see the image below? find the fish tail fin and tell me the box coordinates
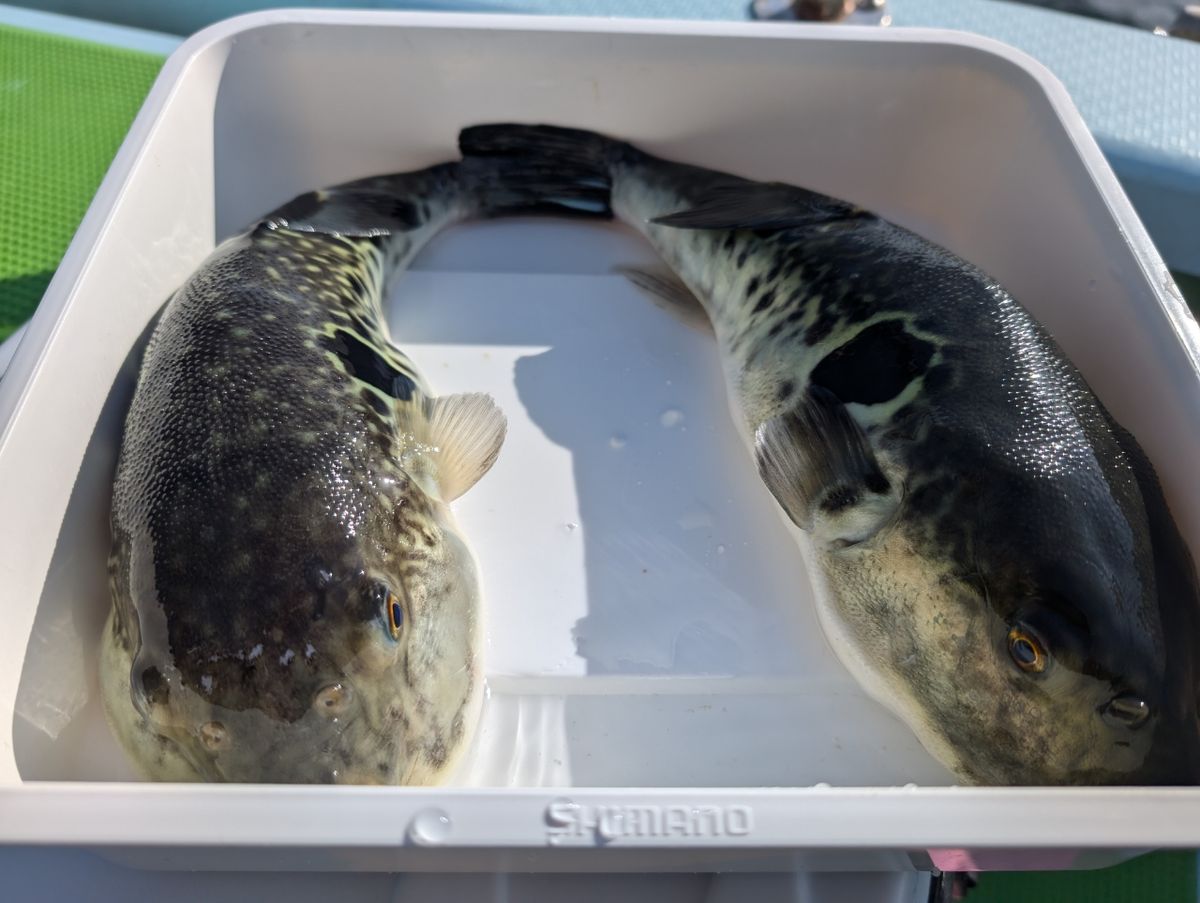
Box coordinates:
[458,124,624,220]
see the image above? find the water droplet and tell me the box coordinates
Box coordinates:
[408,808,453,845]
[660,408,684,428]
[716,544,726,555]
[608,434,627,450]
[564,522,578,532]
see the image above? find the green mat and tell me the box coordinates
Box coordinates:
[0,15,1198,902]
[973,850,1196,901]
[0,23,163,342]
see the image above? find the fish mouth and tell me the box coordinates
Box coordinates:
[158,694,408,785]
[209,763,391,785]
[200,738,404,785]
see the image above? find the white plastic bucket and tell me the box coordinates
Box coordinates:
[1,10,1198,873]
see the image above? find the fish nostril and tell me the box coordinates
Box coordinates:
[1102,693,1152,730]
[199,720,230,751]
[313,682,353,716]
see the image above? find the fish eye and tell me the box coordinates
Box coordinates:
[369,582,405,640]
[1102,693,1151,730]
[387,594,404,639]
[1007,624,1047,674]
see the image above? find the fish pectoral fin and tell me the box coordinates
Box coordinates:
[615,265,713,334]
[650,182,872,232]
[755,386,898,547]
[421,393,508,502]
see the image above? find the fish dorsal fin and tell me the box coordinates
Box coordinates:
[264,188,416,238]
[651,181,872,232]
[418,393,508,502]
[755,386,899,548]
[615,265,713,334]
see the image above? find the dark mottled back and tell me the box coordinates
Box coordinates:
[748,198,1200,783]
[732,216,1200,780]
[111,227,418,722]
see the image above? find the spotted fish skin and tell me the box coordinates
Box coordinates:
[102,162,525,784]
[460,124,1200,785]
